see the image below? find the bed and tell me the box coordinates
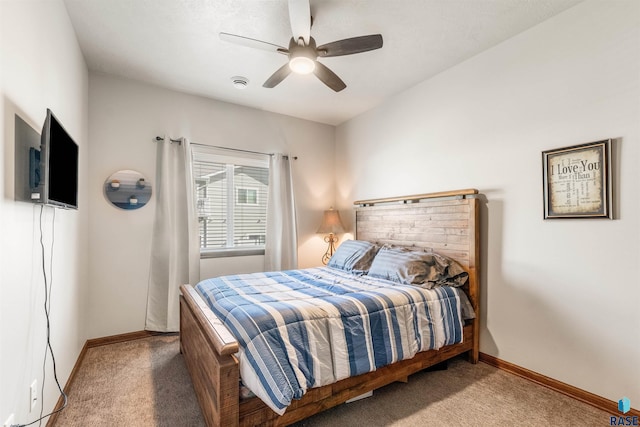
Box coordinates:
[179,189,481,426]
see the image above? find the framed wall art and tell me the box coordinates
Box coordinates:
[542,139,612,219]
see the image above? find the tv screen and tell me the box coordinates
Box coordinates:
[40,109,79,209]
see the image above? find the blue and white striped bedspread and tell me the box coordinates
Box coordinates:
[195,267,463,415]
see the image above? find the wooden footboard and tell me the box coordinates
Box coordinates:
[180,285,239,427]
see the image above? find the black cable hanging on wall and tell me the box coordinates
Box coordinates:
[13,206,68,427]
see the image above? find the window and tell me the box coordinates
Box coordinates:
[236,187,258,205]
[191,146,269,257]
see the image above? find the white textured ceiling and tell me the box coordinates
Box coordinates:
[63,0,583,125]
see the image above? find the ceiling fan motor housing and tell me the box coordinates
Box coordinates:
[288,37,318,74]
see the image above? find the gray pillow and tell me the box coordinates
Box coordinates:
[420,252,469,289]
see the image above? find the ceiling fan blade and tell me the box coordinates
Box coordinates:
[313,61,346,92]
[317,34,383,57]
[288,0,311,45]
[220,32,288,54]
[263,63,292,88]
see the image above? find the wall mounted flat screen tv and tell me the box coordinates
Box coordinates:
[32,109,79,209]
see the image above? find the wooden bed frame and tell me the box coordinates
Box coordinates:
[179,188,481,426]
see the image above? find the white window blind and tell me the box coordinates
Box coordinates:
[191,145,269,256]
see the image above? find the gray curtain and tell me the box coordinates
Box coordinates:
[145,137,200,332]
[265,154,298,271]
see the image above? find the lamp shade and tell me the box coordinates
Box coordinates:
[317,208,345,234]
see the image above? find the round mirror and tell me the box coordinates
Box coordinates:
[104,170,152,210]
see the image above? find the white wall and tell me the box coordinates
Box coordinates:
[87,73,335,338]
[336,0,639,407]
[2,1,634,422]
[0,1,89,425]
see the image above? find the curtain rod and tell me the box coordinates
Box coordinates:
[154,136,297,159]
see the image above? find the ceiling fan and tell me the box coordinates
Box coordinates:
[220,0,383,92]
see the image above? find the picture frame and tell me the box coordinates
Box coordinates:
[542,139,612,219]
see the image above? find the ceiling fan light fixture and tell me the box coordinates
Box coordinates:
[289,55,315,74]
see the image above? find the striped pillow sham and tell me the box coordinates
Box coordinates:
[367,246,468,288]
[327,240,379,274]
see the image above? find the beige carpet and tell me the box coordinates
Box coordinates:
[52,335,610,426]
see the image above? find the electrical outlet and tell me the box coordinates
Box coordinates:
[30,379,38,412]
[3,413,15,427]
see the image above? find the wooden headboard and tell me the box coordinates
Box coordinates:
[354,188,479,269]
[354,188,480,354]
